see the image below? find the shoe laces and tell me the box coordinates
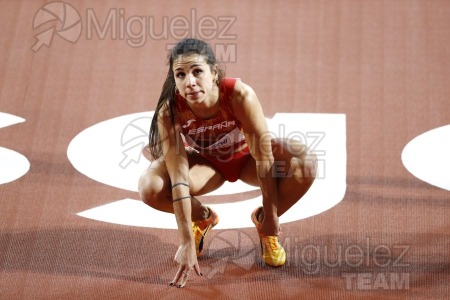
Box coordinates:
[262,236,281,252]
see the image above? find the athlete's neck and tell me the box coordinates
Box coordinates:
[188,87,220,119]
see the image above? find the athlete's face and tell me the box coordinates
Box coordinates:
[172,54,218,105]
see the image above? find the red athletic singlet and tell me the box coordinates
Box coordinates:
[174,78,251,181]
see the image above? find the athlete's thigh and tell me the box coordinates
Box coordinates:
[239,155,259,186]
[271,138,316,182]
[144,150,225,194]
[271,138,308,160]
[186,150,226,195]
[238,138,308,185]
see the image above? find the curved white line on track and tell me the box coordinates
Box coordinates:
[0,113,29,184]
[402,124,450,191]
[70,112,347,229]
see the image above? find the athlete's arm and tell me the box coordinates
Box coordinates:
[232,80,280,236]
[158,103,200,281]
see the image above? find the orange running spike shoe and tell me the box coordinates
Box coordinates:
[251,206,286,267]
[192,207,219,256]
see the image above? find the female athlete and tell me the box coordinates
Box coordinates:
[138,38,317,288]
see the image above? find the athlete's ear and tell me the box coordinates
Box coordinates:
[212,64,219,82]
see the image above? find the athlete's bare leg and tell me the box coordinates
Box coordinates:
[239,138,317,218]
[138,150,225,222]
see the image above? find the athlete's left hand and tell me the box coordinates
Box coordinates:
[169,241,202,288]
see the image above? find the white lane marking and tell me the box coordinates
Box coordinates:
[402,124,450,191]
[71,112,347,229]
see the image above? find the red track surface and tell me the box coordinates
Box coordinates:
[1,1,449,299]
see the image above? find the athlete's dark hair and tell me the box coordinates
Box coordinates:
[148,38,225,159]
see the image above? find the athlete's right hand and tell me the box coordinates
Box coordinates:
[170,241,202,288]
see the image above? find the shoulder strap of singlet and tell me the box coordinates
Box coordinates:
[219,78,238,113]
[220,78,237,97]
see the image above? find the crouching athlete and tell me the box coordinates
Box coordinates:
[138,38,317,288]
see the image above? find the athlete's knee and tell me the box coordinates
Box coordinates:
[138,171,167,207]
[290,151,317,185]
